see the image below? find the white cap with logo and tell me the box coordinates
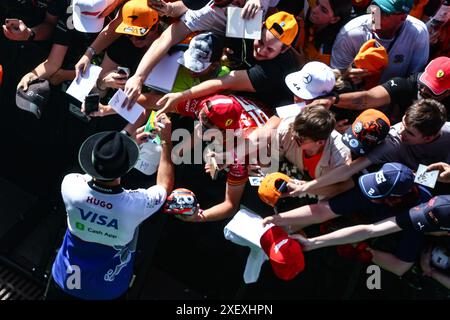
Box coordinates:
[285,61,336,100]
[73,0,113,33]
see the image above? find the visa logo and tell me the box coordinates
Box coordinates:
[77,208,118,230]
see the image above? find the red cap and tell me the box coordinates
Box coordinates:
[201,95,242,130]
[418,57,450,96]
[260,226,305,280]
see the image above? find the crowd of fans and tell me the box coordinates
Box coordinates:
[0,0,449,300]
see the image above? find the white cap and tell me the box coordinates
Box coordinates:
[285,61,336,100]
[72,0,111,33]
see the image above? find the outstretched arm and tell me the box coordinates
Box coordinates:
[124,20,191,108]
[156,70,255,114]
[291,216,401,251]
[288,157,372,196]
[156,114,175,194]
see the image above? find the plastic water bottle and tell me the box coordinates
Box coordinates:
[426,0,450,43]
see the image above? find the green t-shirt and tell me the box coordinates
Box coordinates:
[171,65,231,93]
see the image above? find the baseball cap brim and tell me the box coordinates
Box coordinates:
[15,92,41,119]
[418,72,447,96]
[358,173,384,199]
[79,131,139,180]
[115,22,150,36]
[285,71,316,100]
[342,126,365,156]
[177,53,211,73]
[73,7,105,33]
[408,202,437,232]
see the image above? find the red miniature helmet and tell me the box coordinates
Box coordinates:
[163,188,198,215]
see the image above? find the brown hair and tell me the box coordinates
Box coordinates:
[290,105,336,141]
[404,99,447,137]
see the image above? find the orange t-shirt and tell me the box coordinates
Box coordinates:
[302,150,323,180]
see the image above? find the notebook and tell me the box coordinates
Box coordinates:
[144,50,183,93]
[226,7,262,40]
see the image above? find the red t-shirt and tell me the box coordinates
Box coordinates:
[302,150,323,180]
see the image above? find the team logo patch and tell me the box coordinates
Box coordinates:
[349,138,359,148]
[437,70,445,78]
[353,121,363,134]
[124,26,134,33]
[225,119,234,127]
[342,133,351,142]
[303,74,312,84]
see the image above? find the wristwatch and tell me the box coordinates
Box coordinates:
[330,91,340,104]
[86,46,96,57]
[120,129,131,137]
[27,29,36,41]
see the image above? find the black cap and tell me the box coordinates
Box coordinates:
[409,195,450,232]
[15,78,51,119]
[182,0,210,10]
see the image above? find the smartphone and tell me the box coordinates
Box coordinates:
[84,93,99,114]
[117,66,130,78]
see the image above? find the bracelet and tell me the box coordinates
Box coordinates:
[96,78,107,91]
[27,29,36,41]
[86,46,96,57]
[330,91,340,104]
[160,140,170,145]
[120,129,131,137]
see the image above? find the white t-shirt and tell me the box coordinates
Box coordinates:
[331,14,429,83]
[61,173,166,247]
[182,0,280,34]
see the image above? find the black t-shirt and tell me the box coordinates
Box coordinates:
[329,186,432,262]
[52,4,100,71]
[225,38,299,108]
[0,0,67,28]
[106,36,147,74]
[381,72,450,118]
[381,72,419,114]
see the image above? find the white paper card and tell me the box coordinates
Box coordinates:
[276,102,306,118]
[414,164,439,188]
[66,65,102,102]
[108,89,145,124]
[144,51,183,93]
[226,7,262,40]
[224,207,273,247]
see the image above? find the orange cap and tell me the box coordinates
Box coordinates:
[342,109,391,156]
[264,11,299,46]
[354,39,388,73]
[115,0,158,37]
[258,172,290,207]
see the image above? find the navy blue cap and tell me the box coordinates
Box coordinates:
[409,195,450,232]
[358,162,414,199]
